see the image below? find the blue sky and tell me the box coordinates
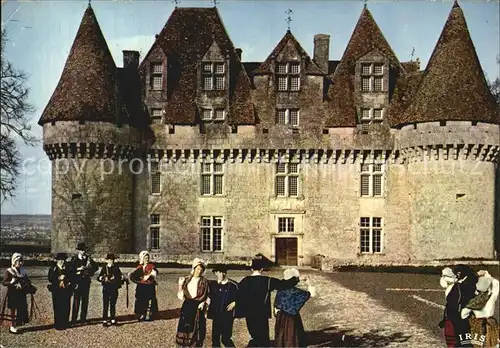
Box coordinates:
[1,0,499,215]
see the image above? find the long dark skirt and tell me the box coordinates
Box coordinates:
[274,311,306,348]
[3,290,29,327]
[176,299,206,347]
[134,283,158,318]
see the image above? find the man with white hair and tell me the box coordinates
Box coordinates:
[70,242,98,324]
[129,251,158,321]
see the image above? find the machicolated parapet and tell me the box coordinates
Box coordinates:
[39,4,143,254]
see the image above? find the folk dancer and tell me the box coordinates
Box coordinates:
[208,264,238,347]
[237,258,300,347]
[439,265,478,347]
[70,242,98,324]
[274,268,316,348]
[1,253,37,334]
[176,258,210,347]
[97,253,126,327]
[461,270,499,348]
[48,253,74,330]
[129,251,158,321]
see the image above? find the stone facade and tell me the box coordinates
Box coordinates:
[40,4,500,265]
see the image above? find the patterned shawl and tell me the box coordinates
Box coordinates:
[275,287,311,316]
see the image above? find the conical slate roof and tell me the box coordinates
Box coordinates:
[398,1,498,126]
[38,5,121,126]
[325,6,402,127]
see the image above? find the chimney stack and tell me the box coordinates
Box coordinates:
[123,50,140,69]
[313,34,330,74]
[235,48,242,61]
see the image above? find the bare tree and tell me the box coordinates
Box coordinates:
[488,77,500,106]
[0,29,37,202]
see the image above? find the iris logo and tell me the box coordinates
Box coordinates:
[458,333,486,346]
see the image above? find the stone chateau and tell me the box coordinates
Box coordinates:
[39,1,499,266]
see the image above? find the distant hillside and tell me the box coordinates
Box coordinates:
[0,215,51,253]
[1,214,51,226]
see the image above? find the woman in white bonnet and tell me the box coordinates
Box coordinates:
[128,250,158,321]
[274,268,316,348]
[1,253,36,334]
[175,258,210,347]
[461,270,499,348]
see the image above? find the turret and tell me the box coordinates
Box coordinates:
[395,1,499,260]
[39,4,142,253]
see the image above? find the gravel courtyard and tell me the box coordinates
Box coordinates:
[0,267,448,348]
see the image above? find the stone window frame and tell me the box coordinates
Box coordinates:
[150,61,164,91]
[359,107,384,124]
[276,108,300,126]
[149,214,160,251]
[200,216,224,252]
[278,217,295,233]
[200,161,224,196]
[275,162,300,198]
[360,162,385,197]
[359,216,383,254]
[276,61,301,92]
[357,57,388,93]
[200,107,226,122]
[201,62,226,91]
[150,161,161,195]
[150,108,164,125]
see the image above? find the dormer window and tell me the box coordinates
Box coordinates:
[361,63,384,92]
[360,107,384,124]
[277,62,300,91]
[201,108,225,121]
[151,109,163,124]
[202,62,225,90]
[150,62,163,90]
[276,108,299,126]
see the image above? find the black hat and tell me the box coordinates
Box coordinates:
[76,242,87,251]
[212,264,228,273]
[55,253,67,260]
[105,253,116,260]
[251,258,265,270]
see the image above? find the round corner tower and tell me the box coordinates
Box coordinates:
[395,2,500,261]
[38,4,143,254]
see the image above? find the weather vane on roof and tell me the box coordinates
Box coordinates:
[212,0,219,7]
[172,0,180,7]
[285,9,293,31]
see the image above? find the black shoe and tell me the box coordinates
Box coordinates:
[138,315,145,322]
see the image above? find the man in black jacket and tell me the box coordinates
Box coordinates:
[70,243,98,324]
[208,265,239,347]
[97,253,125,326]
[237,258,299,347]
